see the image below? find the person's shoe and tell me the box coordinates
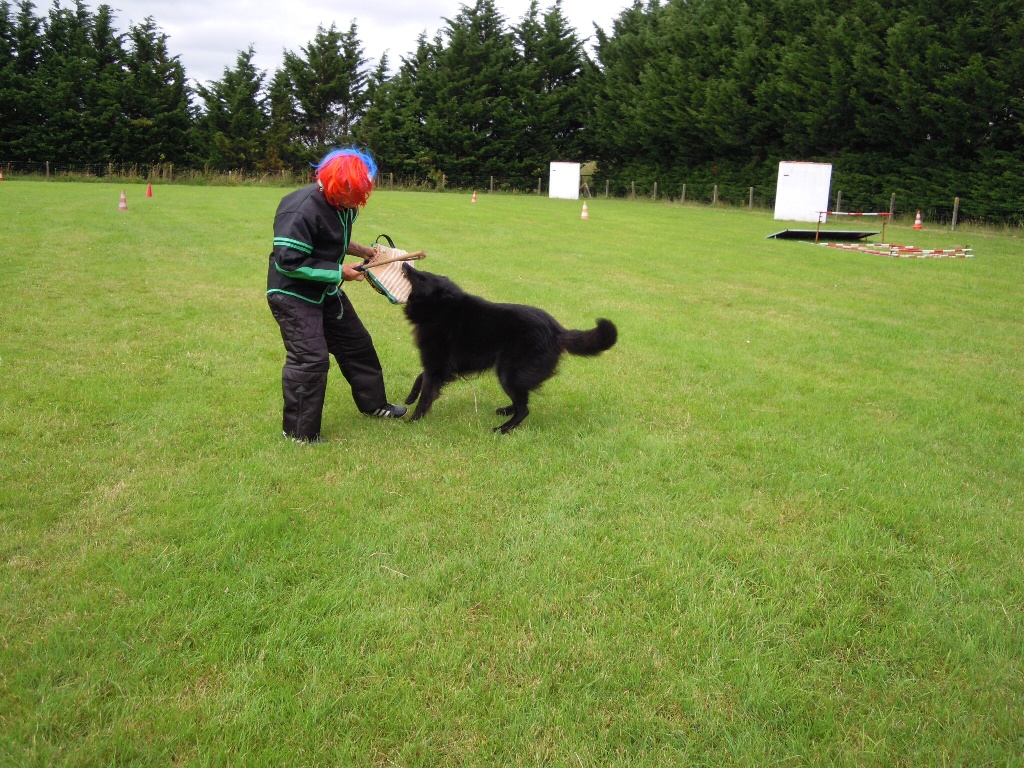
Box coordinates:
[365,404,407,418]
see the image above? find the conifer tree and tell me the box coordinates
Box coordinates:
[34,0,96,162]
[265,67,304,171]
[0,0,42,159]
[280,22,369,155]
[117,17,191,164]
[0,1,20,156]
[514,0,589,172]
[83,4,126,163]
[422,0,521,181]
[194,47,270,170]
[358,35,432,177]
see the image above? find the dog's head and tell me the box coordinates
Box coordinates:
[402,263,463,305]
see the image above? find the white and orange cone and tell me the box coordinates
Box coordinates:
[471,190,477,203]
[913,210,923,230]
[581,202,589,220]
[0,169,5,182]
[118,190,128,211]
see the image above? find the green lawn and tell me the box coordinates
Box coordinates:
[1,181,1022,766]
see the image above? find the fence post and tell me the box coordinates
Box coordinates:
[46,161,50,179]
[889,193,896,217]
[605,180,609,198]
[952,197,960,230]
[653,181,658,201]
[681,184,686,203]
[749,187,754,210]
[489,175,494,193]
[390,172,394,190]
[631,181,636,199]
[835,190,842,213]
[537,177,542,195]
[713,185,719,205]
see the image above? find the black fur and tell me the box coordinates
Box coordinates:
[401,263,618,432]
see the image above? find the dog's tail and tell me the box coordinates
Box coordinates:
[561,318,618,357]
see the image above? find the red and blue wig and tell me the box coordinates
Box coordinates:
[315,147,378,209]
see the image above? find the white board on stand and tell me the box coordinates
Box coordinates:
[549,162,581,200]
[774,162,832,222]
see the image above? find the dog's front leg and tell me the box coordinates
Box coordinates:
[409,371,444,421]
[405,372,424,406]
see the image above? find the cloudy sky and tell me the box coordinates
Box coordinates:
[89,0,630,87]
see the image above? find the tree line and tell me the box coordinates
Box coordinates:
[2,0,1021,221]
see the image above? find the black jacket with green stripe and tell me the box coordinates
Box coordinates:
[267,183,358,304]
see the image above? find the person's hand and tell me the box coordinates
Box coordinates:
[342,263,365,282]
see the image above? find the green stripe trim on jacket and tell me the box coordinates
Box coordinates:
[266,286,337,305]
[273,237,314,254]
[274,262,341,283]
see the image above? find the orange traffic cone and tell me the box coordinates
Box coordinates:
[913,210,923,230]
[118,190,128,211]
[471,190,477,203]
[0,169,5,182]
[581,202,589,220]
[146,183,153,198]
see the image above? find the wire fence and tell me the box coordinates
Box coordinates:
[0,161,781,204]
[0,161,306,186]
[2,160,1010,226]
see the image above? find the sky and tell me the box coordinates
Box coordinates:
[88,0,631,87]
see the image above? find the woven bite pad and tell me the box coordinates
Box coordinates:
[364,245,413,304]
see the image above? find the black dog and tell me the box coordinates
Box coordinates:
[401,263,618,432]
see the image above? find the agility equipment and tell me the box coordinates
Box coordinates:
[774,161,832,222]
[472,190,477,203]
[818,242,973,258]
[355,234,427,304]
[887,243,972,258]
[814,210,890,243]
[913,210,923,230]
[118,190,128,211]
[581,202,589,220]
[146,183,153,198]
[550,161,582,200]
[819,242,894,256]
[767,229,877,241]
[0,170,4,182]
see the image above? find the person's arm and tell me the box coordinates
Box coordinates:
[346,240,375,261]
[341,240,374,281]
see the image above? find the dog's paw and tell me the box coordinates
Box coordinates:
[495,405,514,416]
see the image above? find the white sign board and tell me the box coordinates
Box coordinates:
[774,162,832,222]
[549,162,581,200]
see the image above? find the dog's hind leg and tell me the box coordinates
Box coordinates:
[494,371,530,433]
[405,372,424,405]
[494,394,529,433]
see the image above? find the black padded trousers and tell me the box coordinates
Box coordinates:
[268,290,388,441]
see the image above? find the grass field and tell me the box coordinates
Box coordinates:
[1,181,1022,766]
